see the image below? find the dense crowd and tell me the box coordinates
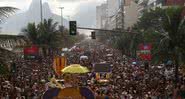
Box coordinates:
[0,57,55,99]
[68,42,185,99]
[0,41,185,99]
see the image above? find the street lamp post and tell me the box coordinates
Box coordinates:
[121,0,125,30]
[40,0,43,22]
[59,7,64,26]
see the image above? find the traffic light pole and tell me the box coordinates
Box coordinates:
[59,7,64,26]
[77,27,137,34]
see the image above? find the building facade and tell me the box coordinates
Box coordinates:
[96,0,139,30]
[96,0,185,30]
[115,0,139,29]
[96,3,108,29]
[124,0,139,29]
[107,0,120,30]
[165,0,185,6]
[138,0,185,17]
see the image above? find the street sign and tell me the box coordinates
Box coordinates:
[24,45,39,59]
[138,44,152,61]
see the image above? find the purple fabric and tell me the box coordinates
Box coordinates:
[80,87,95,99]
[43,88,60,99]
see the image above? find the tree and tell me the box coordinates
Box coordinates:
[58,25,76,48]
[23,19,59,55]
[37,19,59,48]
[159,6,185,85]
[22,23,38,44]
[115,32,132,55]
[132,6,185,85]
[23,18,86,56]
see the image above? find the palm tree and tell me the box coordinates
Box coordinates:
[158,6,185,85]
[123,6,185,86]
[22,23,38,44]
[37,19,58,48]
[23,19,60,56]
[57,25,70,47]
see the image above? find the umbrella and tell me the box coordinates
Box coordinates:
[61,64,89,74]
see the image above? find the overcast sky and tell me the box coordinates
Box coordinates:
[0,0,107,35]
[0,0,106,20]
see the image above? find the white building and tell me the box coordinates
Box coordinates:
[96,3,108,29]
[96,0,140,30]
[107,0,120,29]
[124,0,139,29]
[114,0,139,29]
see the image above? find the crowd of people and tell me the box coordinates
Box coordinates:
[0,57,55,99]
[0,40,185,99]
[67,42,185,99]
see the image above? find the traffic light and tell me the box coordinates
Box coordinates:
[91,31,96,39]
[69,21,77,35]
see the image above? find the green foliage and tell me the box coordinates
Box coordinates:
[113,6,185,64]
[0,64,9,75]
[37,19,59,48]
[156,6,185,64]
[116,33,133,55]
[22,18,85,55]
[22,23,38,44]
[138,7,165,31]
[162,6,185,49]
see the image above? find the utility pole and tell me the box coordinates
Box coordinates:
[116,14,118,29]
[121,0,125,30]
[59,7,64,26]
[40,0,43,22]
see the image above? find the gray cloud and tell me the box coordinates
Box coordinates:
[72,1,98,28]
[55,0,105,28]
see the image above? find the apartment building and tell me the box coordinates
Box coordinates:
[96,3,108,29]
